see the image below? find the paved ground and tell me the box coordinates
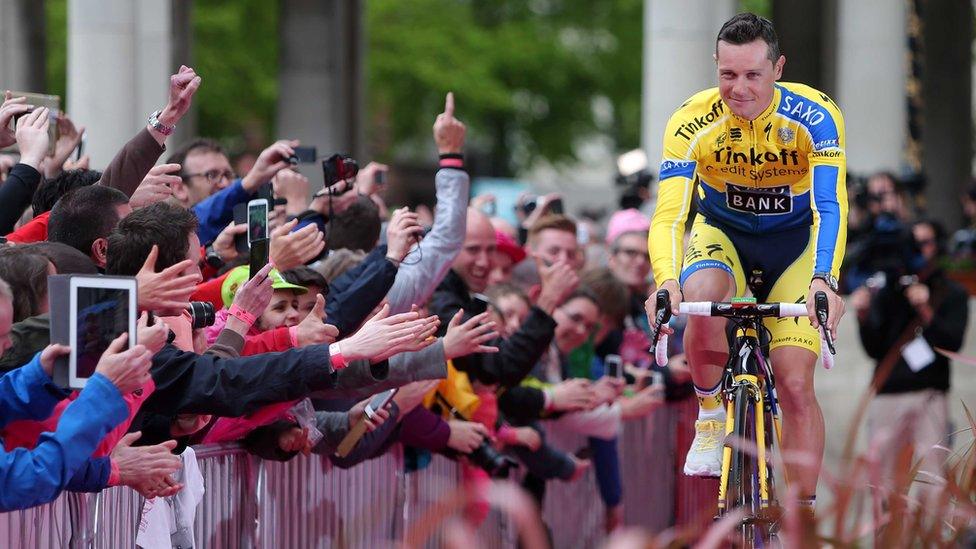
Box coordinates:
[816,297,976,512]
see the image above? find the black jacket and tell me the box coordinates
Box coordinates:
[857,268,969,394]
[429,270,556,387]
[327,245,397,338]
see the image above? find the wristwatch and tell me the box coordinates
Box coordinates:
[811,272,839,292]
[204,244,225,269]
[148,110,175,136]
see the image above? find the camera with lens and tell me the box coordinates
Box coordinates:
[467,437,517,479]
[186,301,216,329]
[432,391,517,478]
[845,212,924,291]
[321,154,359,187]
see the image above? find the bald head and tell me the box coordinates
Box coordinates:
[452,208,497,292]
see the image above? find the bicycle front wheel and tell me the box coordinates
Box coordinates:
[726,383,763,546]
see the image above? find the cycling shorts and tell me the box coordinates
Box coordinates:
[678,215,820,354]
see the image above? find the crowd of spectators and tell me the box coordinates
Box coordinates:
[3,57,968,541]
[0,64,688,541]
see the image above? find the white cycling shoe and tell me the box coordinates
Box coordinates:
[683,415,725,477]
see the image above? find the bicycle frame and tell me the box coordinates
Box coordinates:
[716,322,784,519]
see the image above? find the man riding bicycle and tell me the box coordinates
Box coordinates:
[645,13,846,511]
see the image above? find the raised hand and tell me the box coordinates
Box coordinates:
[242,139,298,192]
[15,107,50,170]
[45,114,85,179]
[432,92,466,155]
[111,432,183,499]
[136,311,169,355]
[349,397,392,433]
[385,207,424,264]
[547,378,596,412]
[294,294,340,346]
[212,222,248,265]
[130,163,180,208]
[392,380,440,416]
[336,304,440,363]
[535,256,580,315]
[442,310,499,360]
[269,219,326,271]
[0,91,32,148]
[272,168,311,216]
[354,161,389,197]
[136,245,200,315]
[94,333,153,394]
[157,65,201,128]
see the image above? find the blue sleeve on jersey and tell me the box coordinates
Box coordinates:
[659,160,697,181]
[812,165,841,272]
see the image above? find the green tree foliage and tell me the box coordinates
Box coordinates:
[192,0,279,149]
[366,0,643,174]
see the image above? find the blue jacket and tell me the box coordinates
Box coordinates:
[193,179,253,243]
[0,353,127,511]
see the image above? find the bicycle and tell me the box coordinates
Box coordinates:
[649,290,835,546]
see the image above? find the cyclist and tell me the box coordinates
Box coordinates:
[645,13,846,511]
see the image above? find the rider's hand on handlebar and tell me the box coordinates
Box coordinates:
[644,279,681,336]
[806,279,845,340]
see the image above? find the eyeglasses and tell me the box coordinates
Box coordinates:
[563,311,598,333]
[915,238,936,248]
[613,247,648,261]
[184,169,236,184]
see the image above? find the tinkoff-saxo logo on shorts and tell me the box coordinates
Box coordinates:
[726,183,793,215]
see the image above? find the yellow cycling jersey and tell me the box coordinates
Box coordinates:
[649,82,848,287]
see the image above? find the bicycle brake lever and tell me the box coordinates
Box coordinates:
[814,291,836,355]
[650,289,672,346]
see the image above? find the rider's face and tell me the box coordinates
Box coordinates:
[715,39,784,121]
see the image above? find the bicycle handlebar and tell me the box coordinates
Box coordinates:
[649,289,836,369]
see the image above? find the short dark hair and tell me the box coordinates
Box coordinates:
[914,218,948,257]
[18,242,98,275]
[106,202,199,276]
[327,196,381,252]
[580,267,629,328]
[0,246,50,322]
[32,169,103,215]
[485,282,530,308]
[716,13,780,63]
[528,214,578,244]
[282,266,328,292]
[48,186,130,258]
[167,138,227,184]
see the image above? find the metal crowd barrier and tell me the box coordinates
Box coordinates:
[0,406,689,548]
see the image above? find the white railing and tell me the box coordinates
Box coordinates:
[0,412,675,548]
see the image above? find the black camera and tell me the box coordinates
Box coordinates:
[467,438,517,479]
[186,301,216,329]
[321,154,359,187]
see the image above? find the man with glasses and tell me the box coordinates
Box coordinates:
[166,137,298,243]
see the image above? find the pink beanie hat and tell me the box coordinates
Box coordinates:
[605,208,650,245]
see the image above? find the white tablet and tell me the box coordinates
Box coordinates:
[68,276,137,389]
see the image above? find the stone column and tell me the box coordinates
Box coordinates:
[834,0,906,174]
[920,0,972,228]
[0,0,46,93]
[276,0,364,188]
[641,0,735,168]
[773,0,837,95]
[67,0,172,169]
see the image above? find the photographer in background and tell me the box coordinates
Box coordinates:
[844,171,916,291]
[852,218,968,503]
